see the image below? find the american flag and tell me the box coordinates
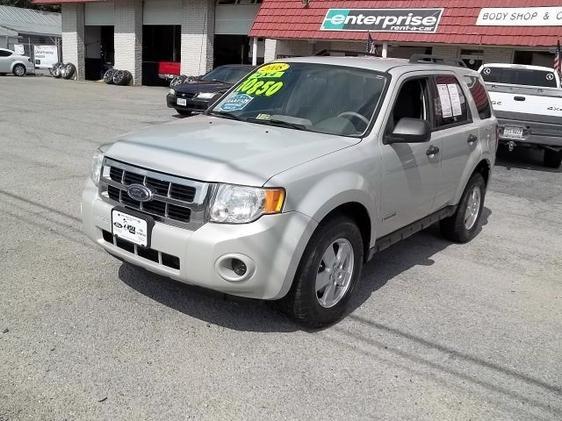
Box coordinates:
[554,40,561,76]
[366,32,380,57]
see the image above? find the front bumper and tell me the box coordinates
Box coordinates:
[81,179,316,300]
[166,94,210,113]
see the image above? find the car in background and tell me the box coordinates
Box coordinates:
[479,63,562,168]
[167,64,255,116]
[0,48,35,76]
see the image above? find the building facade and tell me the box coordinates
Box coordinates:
[37,0,562,85]
[36,0,263,84]
[251,1,562,71]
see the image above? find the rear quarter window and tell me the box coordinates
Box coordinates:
[464,76,492,120]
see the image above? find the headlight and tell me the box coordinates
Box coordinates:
[90,149,104,186]
[168,88,176,95]
[196,92,216,99]
[209,184,285,224]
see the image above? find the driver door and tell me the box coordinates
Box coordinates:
[378,75,442,237]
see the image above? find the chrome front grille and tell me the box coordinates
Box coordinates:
[99,158,211,229]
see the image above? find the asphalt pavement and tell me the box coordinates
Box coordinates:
[0,76,561,420]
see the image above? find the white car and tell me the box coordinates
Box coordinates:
[0,48,35,76]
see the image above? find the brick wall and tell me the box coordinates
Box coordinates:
[114,0,142,85]
[181,0,214,76]
[61,3,85,80]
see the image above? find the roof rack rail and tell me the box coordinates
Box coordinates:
[314,49,381,58]
[409,54,467,68]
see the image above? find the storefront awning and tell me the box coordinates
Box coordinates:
[249,0,562,47]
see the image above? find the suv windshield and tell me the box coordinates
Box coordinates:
[480,66,558,88]
[201,66,252,84]
[209,62,388,137]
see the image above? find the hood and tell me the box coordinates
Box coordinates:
[105,115,359,186]
[174,80,231,94]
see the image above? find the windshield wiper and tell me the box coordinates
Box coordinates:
[207,110,243,121]
[247,117,307,131]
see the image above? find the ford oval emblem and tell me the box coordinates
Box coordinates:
[127,184,153,202]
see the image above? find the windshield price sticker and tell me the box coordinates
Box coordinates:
[236,63,290,97]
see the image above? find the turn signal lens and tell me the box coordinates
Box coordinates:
[263,188,285,214]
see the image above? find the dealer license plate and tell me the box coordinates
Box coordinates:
[177,98,187,106]
[503,126,524,139]
[112,209,151,247]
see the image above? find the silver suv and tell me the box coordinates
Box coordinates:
[83,55,497,327]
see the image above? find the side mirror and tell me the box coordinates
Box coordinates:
[384,118,431,144]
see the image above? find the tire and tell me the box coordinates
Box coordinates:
[52,63,63,78]
[177,109,192,116]
[13,64,26,77]
[120,70,132,86]
[113,70,132,86]
[440,173,486,243]
[103,69,115,84]
[63,63,76,80]
[543,149,562,168]
[279,216,364,328]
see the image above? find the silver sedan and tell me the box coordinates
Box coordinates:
[0,48,35,76]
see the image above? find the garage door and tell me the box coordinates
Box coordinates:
[143,0,183,25]
[85,1,114,26]
[215,4,260,35]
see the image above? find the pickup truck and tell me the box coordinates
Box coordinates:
[479,63,562,168]
[83,55,497,327]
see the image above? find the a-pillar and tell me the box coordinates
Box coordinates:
[181,0,214,76]
[114,0,143,85]
[61,3,85,80]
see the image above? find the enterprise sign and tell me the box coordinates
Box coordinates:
[321,8,444,33]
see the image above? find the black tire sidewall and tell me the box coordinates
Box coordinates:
[451,173,486,243]
[13,64,26,77]
[289,217,364,327]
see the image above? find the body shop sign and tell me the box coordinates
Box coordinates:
[321,9,443,33]
[477,7,562,26]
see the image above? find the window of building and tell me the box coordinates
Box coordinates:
[464,76,492,120]
[460,49,483,71]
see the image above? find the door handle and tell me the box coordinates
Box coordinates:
[467,134,478,145]
[426,145,440,157]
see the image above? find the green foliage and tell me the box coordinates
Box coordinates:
[0,0,60,12]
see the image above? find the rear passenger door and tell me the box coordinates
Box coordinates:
[428,74,479,208]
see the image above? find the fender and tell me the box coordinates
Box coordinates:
[453,151,493,204]
[289,171,378,248]
[10,60,29,72]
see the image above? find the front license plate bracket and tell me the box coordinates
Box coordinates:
[111,206,155,248]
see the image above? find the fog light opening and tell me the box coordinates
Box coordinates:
[231,259,247,276]
[215,254,256,282]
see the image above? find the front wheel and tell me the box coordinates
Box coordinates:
[279,216,364,328]
[441,173,486,243]
[13,64,26,77]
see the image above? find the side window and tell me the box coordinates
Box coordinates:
[387,78,429,132]
[430,75,470,129]
[464,75,492,119]
[0,50,13,57]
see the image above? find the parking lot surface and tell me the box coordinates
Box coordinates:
[1,77,561,420]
